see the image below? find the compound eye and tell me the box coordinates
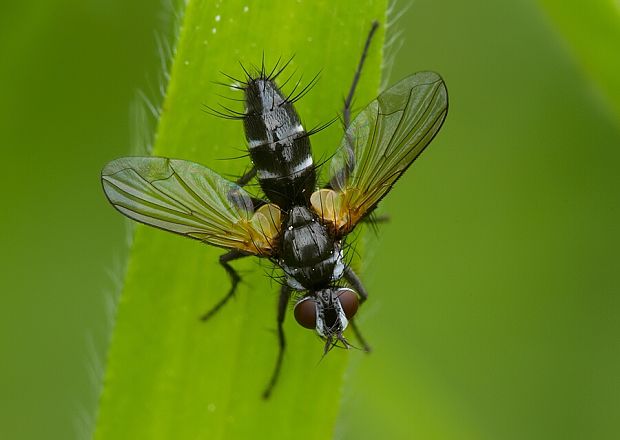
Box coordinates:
[294,297,317,329]
[337,288,359,319]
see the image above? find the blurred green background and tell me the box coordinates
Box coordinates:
[1,0,619,439]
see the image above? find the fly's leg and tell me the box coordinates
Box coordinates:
[344,266,368,303]
[236,166,256,186]
[360,213,391,235]
[348,320,371,353]
[361,213,390,224]
[344,266,372,352]
[200,249,248,321]
[263,285,291,399]
[343,20,379,130]
[330,21,379,188]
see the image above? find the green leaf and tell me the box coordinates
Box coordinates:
[537,0,620,122]
[95,1,387,439]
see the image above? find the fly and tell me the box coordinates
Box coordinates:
[101,21,448,398]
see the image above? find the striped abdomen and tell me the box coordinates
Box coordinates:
[244,78,315,209]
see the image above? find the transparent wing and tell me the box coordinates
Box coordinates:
[312,72,448,236]
[101,157,281,256]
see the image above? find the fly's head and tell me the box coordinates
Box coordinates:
[293,287,359,354]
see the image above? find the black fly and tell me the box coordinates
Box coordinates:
[101,22,448,398]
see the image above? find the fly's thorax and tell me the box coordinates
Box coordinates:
[243,78,315,209]
[279,206,344,290]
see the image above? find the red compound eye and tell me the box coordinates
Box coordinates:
[294,297,317,329]
[337,289,359,319]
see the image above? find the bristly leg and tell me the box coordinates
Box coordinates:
[263,285,291,399]
[200,249,248,321]
[343,20,379,130]
[360,212,391,236]
[361,213,390,225]
[330,21,380,189]
[344,266,372,351]
[236,166,256,186]
[344,266,368,303]
[348,319,371,352]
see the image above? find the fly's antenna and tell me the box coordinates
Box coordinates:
[321,331,351,356]
[322,335,336,357]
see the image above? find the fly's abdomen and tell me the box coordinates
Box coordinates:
[279,206,345,290]
[244,79,316,209]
